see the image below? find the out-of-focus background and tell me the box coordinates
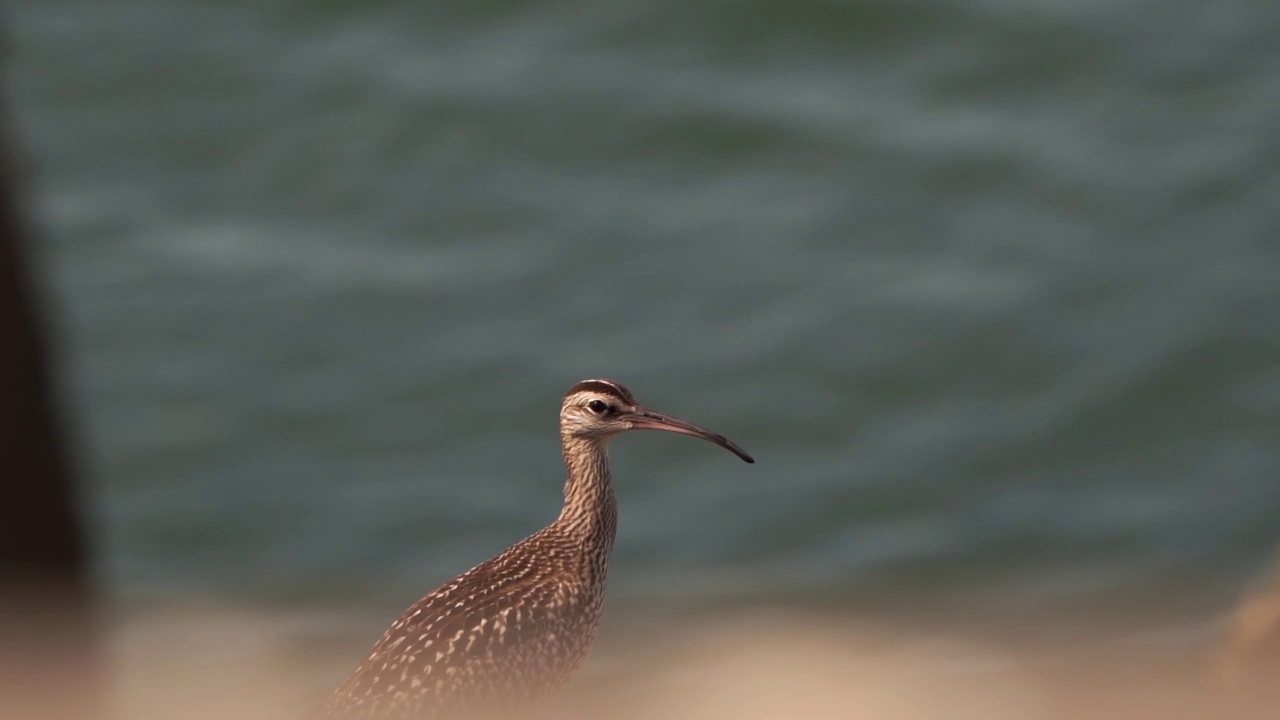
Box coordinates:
[5,0,1280,717]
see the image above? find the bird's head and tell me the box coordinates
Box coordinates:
[559,378,754,463]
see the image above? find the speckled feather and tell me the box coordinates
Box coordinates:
[321,528,610,718]
[321,381,627,720]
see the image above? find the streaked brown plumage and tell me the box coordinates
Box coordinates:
[322,379,754,719]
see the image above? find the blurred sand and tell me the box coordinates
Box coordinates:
[63,602,1274,720]
[1211,553,1280,697]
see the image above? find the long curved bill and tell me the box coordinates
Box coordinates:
[627,408,755,463]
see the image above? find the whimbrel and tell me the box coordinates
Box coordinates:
[322,379,753,718]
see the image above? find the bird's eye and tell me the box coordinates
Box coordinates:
[587,400,609,414]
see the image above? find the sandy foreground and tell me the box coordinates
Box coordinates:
[6,599,1255,720]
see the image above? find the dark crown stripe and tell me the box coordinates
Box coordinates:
[565,379,634,404]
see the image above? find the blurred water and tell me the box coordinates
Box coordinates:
[8,0,1280,638]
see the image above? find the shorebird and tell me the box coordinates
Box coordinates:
[322,378,753,719]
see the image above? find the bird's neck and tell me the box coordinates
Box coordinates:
[555,435,618,553]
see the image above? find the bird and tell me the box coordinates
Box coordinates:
[321,378,754,719]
